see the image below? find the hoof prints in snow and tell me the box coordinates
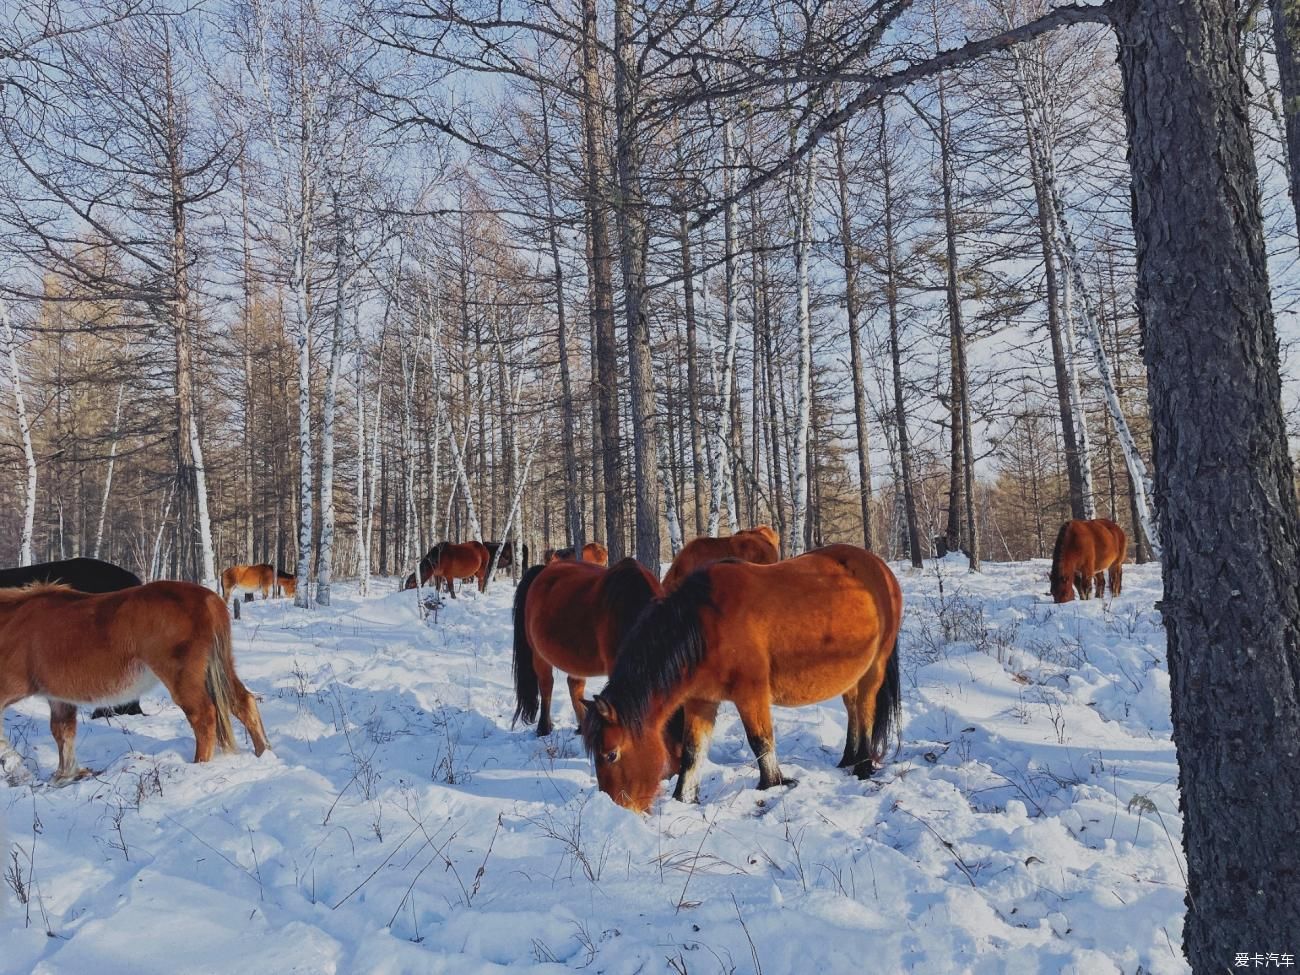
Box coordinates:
[1,559,1187,974]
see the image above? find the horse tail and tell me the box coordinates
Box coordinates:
[511,564,546,727]
[869,636,902,763]
[205,601,238,753]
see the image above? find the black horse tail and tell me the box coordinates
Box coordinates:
[512,564,546,727]
[869,636,903,763]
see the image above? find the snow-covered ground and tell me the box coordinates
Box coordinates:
[1,557,1187,974]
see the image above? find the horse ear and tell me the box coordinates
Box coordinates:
[592,695,619,724]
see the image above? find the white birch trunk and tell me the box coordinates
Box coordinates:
[789,154,816,555]
[94,383,126,559]
[708,116,741,536]
[354,348,369,594]
[0,299,37,566]
[1060,264,1097,518]
[658,433,683,556]
[293,255,313,608]
[151,483,176,581]
[190,410,218,588]
[447,418,484,542]
[1051,192,1162,558]
[316,197,347,606]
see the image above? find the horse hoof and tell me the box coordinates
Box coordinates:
[853,760,877,780]
[52,767,94,787]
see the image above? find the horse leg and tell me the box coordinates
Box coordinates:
[448,576,457,599]
[228,676,270,757]
[735,689,787,790]
[535,657,555,737]
[567,676,588,726]
[49,701,88,784]
[838,687,861,768]
[672,699,720,804]
[156,653,219,763]
[1110,562,1123,597]
[1094,572,1105,599]
[851,661,891,780]
[0,695,30,782]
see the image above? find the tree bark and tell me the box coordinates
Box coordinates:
[0,298,36,566]
[834,126,874,549]
[879,109,923,568]
[613,0,662,569]
[1270,0,1300,235]
[1113,0,1300,966]
[581,0,624,558]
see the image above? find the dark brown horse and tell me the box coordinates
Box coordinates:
[661,526,780,591]
[581,544,902,812]
[0,558,144,719]
[1049,519,1127,603]
[403,541,486,598]
[512,557,664,737]
[484,540,530,574]
[0,581,270,784]
[542,542,609,567]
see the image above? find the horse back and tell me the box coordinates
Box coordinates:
[703,545,901,681]
[0,557,141,594]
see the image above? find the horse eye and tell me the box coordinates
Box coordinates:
[604,750,619,765]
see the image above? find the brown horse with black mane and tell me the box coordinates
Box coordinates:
[1049,519,1127,603]
[221,563,296,604]
[404,541,485,598]
[661,526,780,591]
[543,542,610,567]
[513,557,665,738]
[581,544,902,812]
[0,581,269,784]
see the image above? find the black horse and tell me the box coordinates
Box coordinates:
[0,557,145,718]
[484,539,530,574]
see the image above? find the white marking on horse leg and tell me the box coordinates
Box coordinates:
[674,751,703,804]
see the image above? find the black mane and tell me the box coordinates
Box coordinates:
[581,566,713,755]
[1050,521,1072,586]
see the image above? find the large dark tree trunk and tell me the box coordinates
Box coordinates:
[581,0,624,560]
[879,108,923,568]
[1270,0,1300,234]
[679,213,707,536]
[937,75,979,570]
[1114,0,1300,966]
[834,128,874,550]
[612,0,662,570]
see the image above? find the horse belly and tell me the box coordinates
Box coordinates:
[46,662,160,708]
[768,636,876,708]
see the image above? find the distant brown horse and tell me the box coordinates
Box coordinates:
[513,558,665,738]
[1049,519,1127,603]
[0,582,270,784]
[581,544,902,812]
[221,564,296,603]
[404,541,485,598]
[543,542,609,567]
[661,526,781,591]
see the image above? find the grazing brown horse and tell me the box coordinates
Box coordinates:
[513,557,665,738]
[543,542,610,567]
[403,541,486,598]
[221,564,296,603]
[1049,519,1127,603]
[581,544,903,812]
[661,526,780,591]
[0,582,270,784]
